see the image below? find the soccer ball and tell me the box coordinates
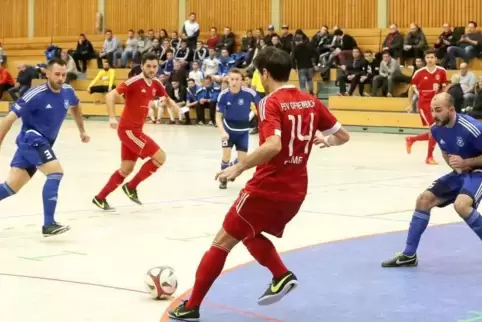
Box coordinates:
[144,266,178,299]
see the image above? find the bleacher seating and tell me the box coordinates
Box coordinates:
[1,27,481,130]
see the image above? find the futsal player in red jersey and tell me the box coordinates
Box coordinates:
[405,49,447,165]
[168,47,350,321]
[92,53,179,211]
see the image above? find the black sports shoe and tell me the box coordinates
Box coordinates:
[42,222,70,237]
[257,271,299,306]
[92,196,116,211]
[168,301,200,321]
[122,183,142,205]
[219,179,227,189]
[381,252,418,267]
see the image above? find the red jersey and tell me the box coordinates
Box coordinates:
[116,75,167,129]
[244,85,340,202]
[410,66,447,108]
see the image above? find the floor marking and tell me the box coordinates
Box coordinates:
[301,209,411,222]
[166,233,214,242]
[18,250,88,261]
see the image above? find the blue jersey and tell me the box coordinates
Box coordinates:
[431,114,482,169]
[217,86,260,132]
[12,84,79,145]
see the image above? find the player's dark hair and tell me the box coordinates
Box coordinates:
[253,47,292,82]
[47,57,67,69]
[141,52,159,65]
[424,49,436,56]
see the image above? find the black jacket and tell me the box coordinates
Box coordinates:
[346,58,366,76]
[332,34,358,51]
[280,32,293,53]
[216,33,235,54]
[241,36,257,52]
[75,39,94,56]
[434,31,457,48]
[311,32,332,53]
[169,69,188,87]
[292,42,317,69]
[167,85,187,103]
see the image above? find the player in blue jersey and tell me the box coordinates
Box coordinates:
[382,92,482,267]
[0,58,90,236]
[216,68,261,189]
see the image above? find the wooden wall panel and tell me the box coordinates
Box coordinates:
[389,0,482,28]
[34,0,97,37]
[281,0,377,30]
[187,0,271,33]
[0,0,28,38]
[105,0,178,34]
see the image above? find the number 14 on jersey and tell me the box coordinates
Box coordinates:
[285,113,315,165]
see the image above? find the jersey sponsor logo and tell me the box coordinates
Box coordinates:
[457,136,465,147]
[440,139,445,145]
[152,89,156,96]
[237,98,245,105]
[64,100,69,109]
[141,89,147,93]
[46,104,53,109]
[435,74,441,81]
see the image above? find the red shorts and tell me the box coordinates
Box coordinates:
[222,190,303,241]
[117,128,160,161]
[419,105,434,126]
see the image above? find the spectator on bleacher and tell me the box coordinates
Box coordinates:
[170,31,182,50]
[265,25,279,46]
[293,34,317,95]
[6,64,31,101]
[279,25,293,54]
[160,50,175,75]
[464,76,482,115]
[216,27,235,54]
[241,29,256,53]
[186,78,203,124]
[401,23,428,67]
[115,29,137,68]
[60,50,78,84]
[128,63,142,78]
[362,51,379,95]
[202,48,220,77]
[147,29,156,42]
[182,12,200,49]
[87,60,116,94]
[458,62,477,107]
[408,57,426,111]
[446,74,464,113]
[159,29,169,43]
[174,40,192,65]
[193,41,208,63]
[445,21,482,69]
[0,42,6,65]
[196,75,219,125]
[371,50,408,97]
[434,23,456,67]
[0,66,15,100]
[376,24,403,61]
[73,33,95,73]
[336,48,367,96]
[311,25,332,62]
[169,60,188,87]
[166,78,187,124]
[132,29,153,64]
[45,44,61,61]
[216,48,236,82]
[189,61,204,85]
[149,38,163,59]
[207,27,220,49]
[160,39,172,61]
[271,36,283,50]
[326,28,358,67]
[96,30,120,68]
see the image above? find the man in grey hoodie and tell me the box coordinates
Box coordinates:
[132,29,152,64]
[372,50,410,97]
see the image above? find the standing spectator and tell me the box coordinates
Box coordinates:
[292,34,317,94]
[206,27,220,49]
[0,66,15,100]
[434,23,456,67]
[189,61,204,85]
[96,30,120,68]
[182,12,200,49]
[133,29,152,64]
[279,25,293,54]
[264,25,279,46]
[401,23,428,67]
[336,48,367,96]
[445,21,482,69]
[458,62,477,107]
[73,33,94,73]
[7,64,32,101]
[217,27,235,54]
[60,50,78,84]
[202,48,220,77]
[116,29,137,68]
[87,60,116,94]
[376,24,403,61]
[193,41,208,63]
[371,50,410,97]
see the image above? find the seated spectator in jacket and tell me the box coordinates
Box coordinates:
[73,33,94,73]
[7,64,31,101]
[45,44,61,61]
[189,61,204,85]
[376,24,403,61]
[87,60,116,94]
[279,25,293,54]
[434,23,456,67]
[271,36,283,50]
[445,21,482,69]
[326,28,358,67]
[169,60,188,87]
[364,50,380,79]
[61,50,78,84]
[170,31,182,51]
[175,40,192,66]
[160,50,175,75]
[193,41,208,65]
[447,74,464,113]
[401,23,428,67]
[133,29,152,64]
[0,66,15,100]
[116,29,137,68]
[241,29,257,53]
[458,62,477,106]
[216,48,236,83]
[196,76,220,125]
[202,48,220,77]
[97,30,120,68]
[337,48,368,96]
[293,34,317,95]
[265,25,279,46]
[311,25,332,63]
[216,27,235,54]
[372,50,410,97]
[207,27,220,49]
[186,78,204,124]
[159,39,172,61]
[166,79,187,123]
[149,38,163,59]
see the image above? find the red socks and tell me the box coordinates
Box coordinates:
[97,170,126,199]
[243,234,288,279]
[187,245,229,308]
[428,136,436,159]
[410,132,429,142]
[127,160,160,189]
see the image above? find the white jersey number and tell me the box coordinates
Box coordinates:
[287,113,315,157]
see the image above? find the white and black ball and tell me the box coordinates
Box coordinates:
[144,266,178,299]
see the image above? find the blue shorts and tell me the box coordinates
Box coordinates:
[10,131,57,177]
[428,171,482,208]
[222,130,249,152]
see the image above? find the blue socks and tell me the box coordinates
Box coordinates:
[465,209,482,240]
[403,210,430,256]
[221,160,230,170]
[43,173,63,227]
[0,182,16,201]
[230,158,238,166]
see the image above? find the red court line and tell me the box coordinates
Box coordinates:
[160,222,457,322]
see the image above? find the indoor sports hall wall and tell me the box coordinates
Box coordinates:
[2,0,482,39]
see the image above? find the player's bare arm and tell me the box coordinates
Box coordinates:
[215,111,228,140]
[70,105,90,143]
[407,85,416,112]
[314,127,350,148]
[105,89,120,129]
[0,111,19,148]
